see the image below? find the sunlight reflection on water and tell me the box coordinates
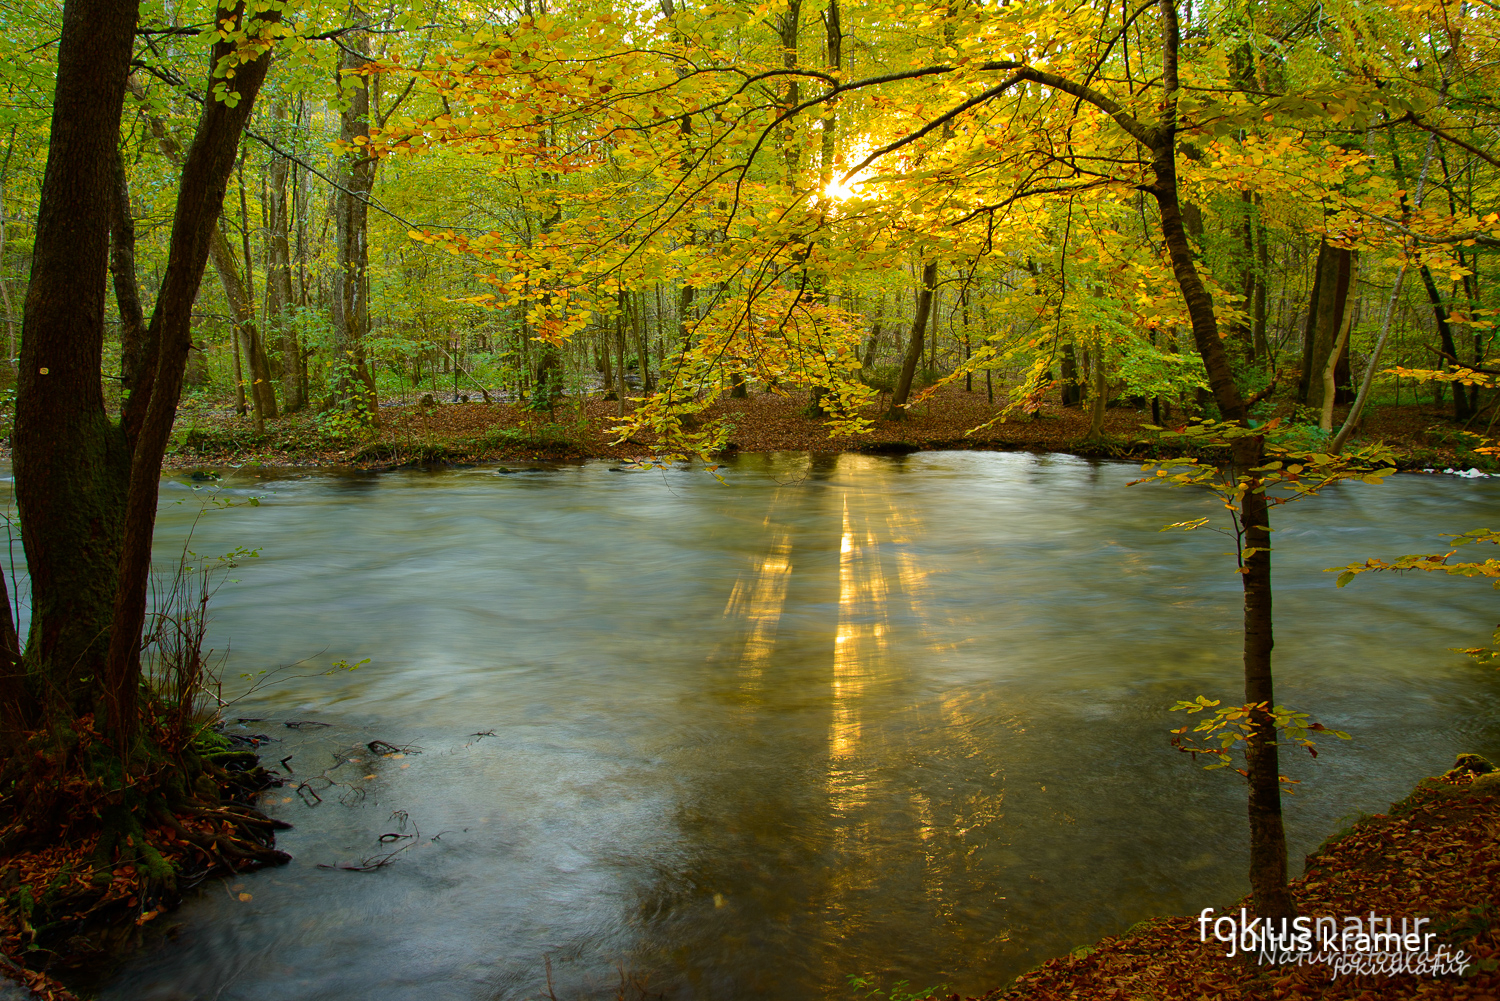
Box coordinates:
[39,451,1500,1000]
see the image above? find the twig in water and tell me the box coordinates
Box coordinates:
[318,823,421,872]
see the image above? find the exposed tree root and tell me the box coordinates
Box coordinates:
[0,718,290,998]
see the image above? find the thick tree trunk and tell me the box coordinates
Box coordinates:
[10,0,138,732]
[887,261,937,417]
[1304,244,1350,415]
[1297,242,1327,405]
[331,33,380,421]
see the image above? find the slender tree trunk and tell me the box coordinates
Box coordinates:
[1148,0,1292,919]
[266,107,302,412]
[1238,483,1287,916]
[1418,263,1472,420]
[1253,197,1270,362]
[237,153,274,426]
[777,0,802,184]
[614,291,627,417]
[1236,190,1256,359]
[1087,341,1107,438]
[888,261,937,417]
[1061,341,1081,406]
[211,226,272,431]
[111,148,147,435]
[599,327,613,396]
[232,320,247,414]
[633,291,654,394]
[331,31,380,421]
[0,132,20,374]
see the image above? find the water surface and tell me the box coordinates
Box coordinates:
[56,451,1500,1000]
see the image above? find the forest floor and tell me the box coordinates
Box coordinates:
[66,383,1500,472]
[971,760,1500,1001]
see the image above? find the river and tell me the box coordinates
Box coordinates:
[30,451,1498,1000]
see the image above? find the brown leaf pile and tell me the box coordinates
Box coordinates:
[974,772,1500,1001]
[128,385,1500,471]
[0,809,256,1000]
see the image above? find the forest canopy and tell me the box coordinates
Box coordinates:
[2,0,1494,450]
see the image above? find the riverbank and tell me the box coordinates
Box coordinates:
[53,385,1499,472]
[0,735,288,1001]
[978,757,1500,1001]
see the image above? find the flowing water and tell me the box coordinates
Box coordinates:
[19,451,1500,1000]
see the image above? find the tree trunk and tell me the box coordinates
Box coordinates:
[1148,0,1292,919]
[111,148,147,433]
[614,292,627,417]
[777,0,802,183]
[887,261,937,417]
[210,225,274,429]
[1418,263,1472,420]
[1321,258,1360,431]
[1238,482,1288,918]
[1253,197,1270,362]
[10,0,138,732]
[331,32,380,421]
[599,327,613,396]
[1305,244,1350,416]
[632,292,654,394]
[128,81,275,420]
[1236,190,1256,360]
[237,155,275,426]
[1297,241,1327,405]
[266,107,303,412]
[1060,341,1081,406]
[102,3,281,745]
[1087,342,1107,438]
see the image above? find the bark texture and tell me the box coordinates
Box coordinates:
[331,31,380,419]
[11,0,139,730]
[888,261,937,417]
[103,2,281,743]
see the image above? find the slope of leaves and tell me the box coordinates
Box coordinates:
[974,768,1500,1001]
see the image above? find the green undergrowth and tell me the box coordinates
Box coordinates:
[350,422,584,465]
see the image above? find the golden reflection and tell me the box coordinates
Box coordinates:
[719,492,798,695]
[828,494,891,803]
[737,530,794,687]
